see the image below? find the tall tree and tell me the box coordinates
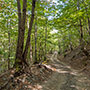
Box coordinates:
[34,16,38,63]
[8,20,11,69]
[14,0,36,69]
[15,0,27,67]
[44,18,47,60]
[22,0,36,63]
[77,0,83,46]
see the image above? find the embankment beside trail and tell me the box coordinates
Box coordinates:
[58,44,90,77]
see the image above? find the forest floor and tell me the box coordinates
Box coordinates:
[0,45,90,90]
[59,44,90,77]
[40,49,90,90]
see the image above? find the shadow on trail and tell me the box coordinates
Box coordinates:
[39,53,90,90]
[19,53,90,90]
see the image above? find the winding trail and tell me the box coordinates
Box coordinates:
[39,52,90,90]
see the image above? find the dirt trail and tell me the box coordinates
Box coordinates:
[39,52,90,90]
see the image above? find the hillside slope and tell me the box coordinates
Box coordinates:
[59,44,90,77]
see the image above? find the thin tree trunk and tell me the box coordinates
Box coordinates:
[82,1,90,43]
[58,40,61,54]
[30,44,33,62]
[83,0,90,36]
[77,0,89,57]
[87,17,90,44]
[38,43,41,61]
[32,35,34,60]
[22,0,36,62]
[80,19,83,44]
[68,32,73,51]
[34,16,37,63]
[7,20,10,69]
[40,42,42,61]
[77,0,83,46]
[88,17,90,35]
[44,19,47,60]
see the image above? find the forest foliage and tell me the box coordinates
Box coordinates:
[0,0,90,72]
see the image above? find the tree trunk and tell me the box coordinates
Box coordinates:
[88,17,90,43]
[38,43,41,61]
[68,30,73,51]
[87,17,90,43]
[39,42,42,61]
[22,0,36,63]
[79,19,83,44]
[84,0,90,36]
[30,44,33,63]
[32,35,34,60]
[15,0,36,69]
[44,19,47,60]
[83,1,90,43]
[7,20,10,69]
[58,40,61,54]
[15,0,27,67]
[34,16,37,63]
[77,0,84,47]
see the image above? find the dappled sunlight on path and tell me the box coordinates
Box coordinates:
[38,52,90,90]
[21,52,90,90]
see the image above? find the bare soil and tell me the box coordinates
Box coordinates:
[58,44,90,77]
[38,52,90,90]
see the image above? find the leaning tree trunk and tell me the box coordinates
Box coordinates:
[15,0,27,68]
[14,0,36,69]
[22,0,36,63]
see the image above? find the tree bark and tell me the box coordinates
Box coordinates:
[30,44,33,62]
[15,0,22,61]
[88,17,90,35]
[7,20,10,69]
[14,0,28,68]
[83,0,90,36]
[77,0,83,46]
[58,40,61,54]
[34,16,37,63]
[22,0,36,62]
[15,0,27,64]
[79,19,83,44]
[44,19,47,60]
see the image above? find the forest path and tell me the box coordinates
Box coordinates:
[39,52,90,90]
